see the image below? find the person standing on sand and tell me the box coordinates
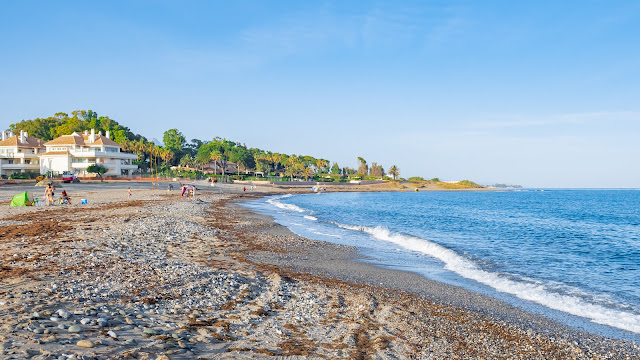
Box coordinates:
[128,187,132,199]
[44,184,54,205]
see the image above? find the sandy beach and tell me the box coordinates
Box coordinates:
[1,182,638,359]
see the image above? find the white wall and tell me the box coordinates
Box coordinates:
[40,156,70,174]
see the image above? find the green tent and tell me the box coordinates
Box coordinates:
[10,192,32,207]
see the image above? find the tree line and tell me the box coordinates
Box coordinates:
[6,110,401,181]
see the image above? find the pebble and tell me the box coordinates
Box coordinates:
[76,340,94,348]
[68,325,82,333]
[142,328,157,336]
[107,330,118,339]
[57,309,72,320]
[80,318,91,325]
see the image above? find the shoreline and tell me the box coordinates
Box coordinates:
[0,184,638,358]
[230,194,640,341]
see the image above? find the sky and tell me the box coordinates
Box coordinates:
[1,0,639,188]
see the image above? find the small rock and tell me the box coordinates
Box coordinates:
[44,335,57,343]
[68,325,82,333]
[80,318,91,325]
[57,309,72,319]
[107,330,117,339]
[142,328,157,336]
[58,324,67,330]
[76,340,94,348]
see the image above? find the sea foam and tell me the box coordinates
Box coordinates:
[266,196,306,213]
[334,222,640,334]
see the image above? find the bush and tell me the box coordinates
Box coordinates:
[408,176,424,182]
[9,171,41,179]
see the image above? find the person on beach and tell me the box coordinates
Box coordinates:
[243,186,246,192]
[128,187,132,199]
[45,184,55,205]
[60,190,71,205]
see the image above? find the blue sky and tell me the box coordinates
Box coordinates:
[1,1,639,187]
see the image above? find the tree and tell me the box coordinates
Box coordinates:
[87,164,107,182]
[302,165,315,181]
[163,129,186,166]
[369,162,385,178]
[331,162,341,175]
[316,159,327,174]
[163,129,186,151]
[210,151,222,175]
[179,154,194,168]
[357,157,368,176]
[388,165,399,181]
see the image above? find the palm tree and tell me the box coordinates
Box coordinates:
[357,157,368,176]
[316,159,327,174]
[388,165,399,181]
[285,166,296,181]
[180,154,194,168]
[303,165,315,181]
[271,153,282,172]
[210,151,222,175]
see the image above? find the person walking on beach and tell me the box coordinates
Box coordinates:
[128,187,132,199]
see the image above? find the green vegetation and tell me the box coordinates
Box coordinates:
[407,176,424,182]
[437,180,484,189]
[5,110,481,185]
[87,164,107,181]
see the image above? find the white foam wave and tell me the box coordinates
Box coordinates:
[304,215,318,221]
[312,231,341,238]
[266,196,306,213]
[335,222,640,334]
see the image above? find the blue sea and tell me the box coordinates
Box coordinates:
[244,190,640,340]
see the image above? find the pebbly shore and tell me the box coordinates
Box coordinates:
[0,184,638,359]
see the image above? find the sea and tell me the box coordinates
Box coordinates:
[244,189,640,341]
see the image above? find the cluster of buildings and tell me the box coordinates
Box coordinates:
[0,129,138,178]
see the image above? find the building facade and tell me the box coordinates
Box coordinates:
[0,130,46,177]
[39,129,138,176]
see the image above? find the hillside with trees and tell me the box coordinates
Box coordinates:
[5,110,408,182]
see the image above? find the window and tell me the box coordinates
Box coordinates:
[72,158,88,163]
[24,159,30,164]
[8,159,13,164]
[105,147,118,153]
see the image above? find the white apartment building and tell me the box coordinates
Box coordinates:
[40,129,138,177]
[0,130,46,178]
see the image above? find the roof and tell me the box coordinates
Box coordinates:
[45,133,121,147]
[0,135,46,148]
[45,134,85,146]
[39,151,70,156]
[82,134,120,146]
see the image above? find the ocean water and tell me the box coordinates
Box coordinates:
[244,190,640,340]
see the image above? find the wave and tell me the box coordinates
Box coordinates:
[304,215,318,221]
[313,231,341,238]
[334,222,640,334]
[266,196,306,213]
